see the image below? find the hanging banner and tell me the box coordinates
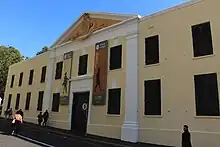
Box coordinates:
[60,51,73,105]
[92,40,108,105]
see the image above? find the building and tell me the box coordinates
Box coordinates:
[3,0,220,146]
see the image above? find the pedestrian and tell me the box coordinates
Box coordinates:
[182,125,192,147]
[16,109,24,118]
[43,110,49,127]
[11,113,23,135]
[37,112,43,126]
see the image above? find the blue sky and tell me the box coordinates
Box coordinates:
[0,0,186,57]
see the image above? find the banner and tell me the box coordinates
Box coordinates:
[60,51,73,105]
[92,40,108,105]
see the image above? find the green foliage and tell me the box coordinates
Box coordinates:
[0,46,24,92]
[36,46,49,55]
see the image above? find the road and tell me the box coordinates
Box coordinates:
[0,118,168,147]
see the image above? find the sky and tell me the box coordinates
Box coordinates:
[0,0,186,57]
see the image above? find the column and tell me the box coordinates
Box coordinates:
[43,50,55,112]
[121,32,139,143]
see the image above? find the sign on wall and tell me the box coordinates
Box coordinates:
[60,51,73,105]
[92,40,108,105]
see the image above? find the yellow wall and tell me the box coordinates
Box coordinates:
[88,36,126,139]
[138,0,220,146]
[3,52,50,123]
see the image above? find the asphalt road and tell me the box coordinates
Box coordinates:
[0,118,168,147]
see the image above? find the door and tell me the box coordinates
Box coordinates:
[71,92,90,135]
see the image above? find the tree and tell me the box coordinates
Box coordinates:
[0,46,24,92]
[36,46,49,55]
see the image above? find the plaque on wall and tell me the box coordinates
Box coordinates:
[60,96,69,105]
[92,40,108,105]
[63,51,73,60]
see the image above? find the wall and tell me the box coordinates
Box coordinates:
[2,52,50,124]
[138,0,220,147]
[87,36,126,139]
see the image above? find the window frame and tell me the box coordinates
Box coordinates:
[78,54,88,76]
[28,69,34,85]
[144,79,162,116]
[10,75,15,88]
[18,72,23,87]
[109,45,122,70]
[191,21,214,58]
[7,94,12,110]
[37,91,44,111]
[145,35,160,66]
[55,61,63,80]
[52,93,60,112]
[15,93,20,110]
[107,88,121,115]
[40,66,47,83]
[25,92,31,110]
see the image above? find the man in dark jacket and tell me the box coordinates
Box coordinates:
[182,125,192,147]
[37,112,43,126]
[43,110,49,127]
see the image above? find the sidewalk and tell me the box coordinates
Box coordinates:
[0,117,172,147]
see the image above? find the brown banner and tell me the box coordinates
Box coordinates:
[92,40,108,105]
[60,51,73,105]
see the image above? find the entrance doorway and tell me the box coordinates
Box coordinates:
[71,92,90,135]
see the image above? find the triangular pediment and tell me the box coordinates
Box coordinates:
[52,12,136,47]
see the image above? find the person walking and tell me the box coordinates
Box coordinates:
[37,112,43,126]
[16,109,24,118]
[43,110,49,127]
[182,125,192,147]
[11,113,23,135]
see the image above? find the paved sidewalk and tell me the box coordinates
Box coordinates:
[0,118,171,147]
[0,132,39,147]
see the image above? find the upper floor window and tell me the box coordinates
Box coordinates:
[145,35,159,65]
[78,54,88,76]
[40,66,47,83]
[28,69,34,85]
[18,72,23,86]
[192,22,213,57]
[10,75,15,88]
[55,61,63,80]
[109,45,122,70]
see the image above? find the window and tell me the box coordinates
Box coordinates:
[40,66,47,83]
[194,73,219,116]
[144,79,161,115]
[145,35,159,65]
[18,72,23,86]
[7,94,12,110]
[28,69,34,85]
[192,22,213,57]
[78,54,88,76]
[55,61,63,80]
[37,91,44,111]
[25,92,31,110]
[52,93,60,112]
[109,45,122,70]
[107,88,121,115]
[10,75,15,88]
[15,93,20,110]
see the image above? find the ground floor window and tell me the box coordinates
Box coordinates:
[107,88,121,115]
[15,93,20,110]
[52,93,60,112]
[37,91,44,111]
[144,79,161,115]
[7,94,12,110]
[194,73,219,116]
[25,92,31,110]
